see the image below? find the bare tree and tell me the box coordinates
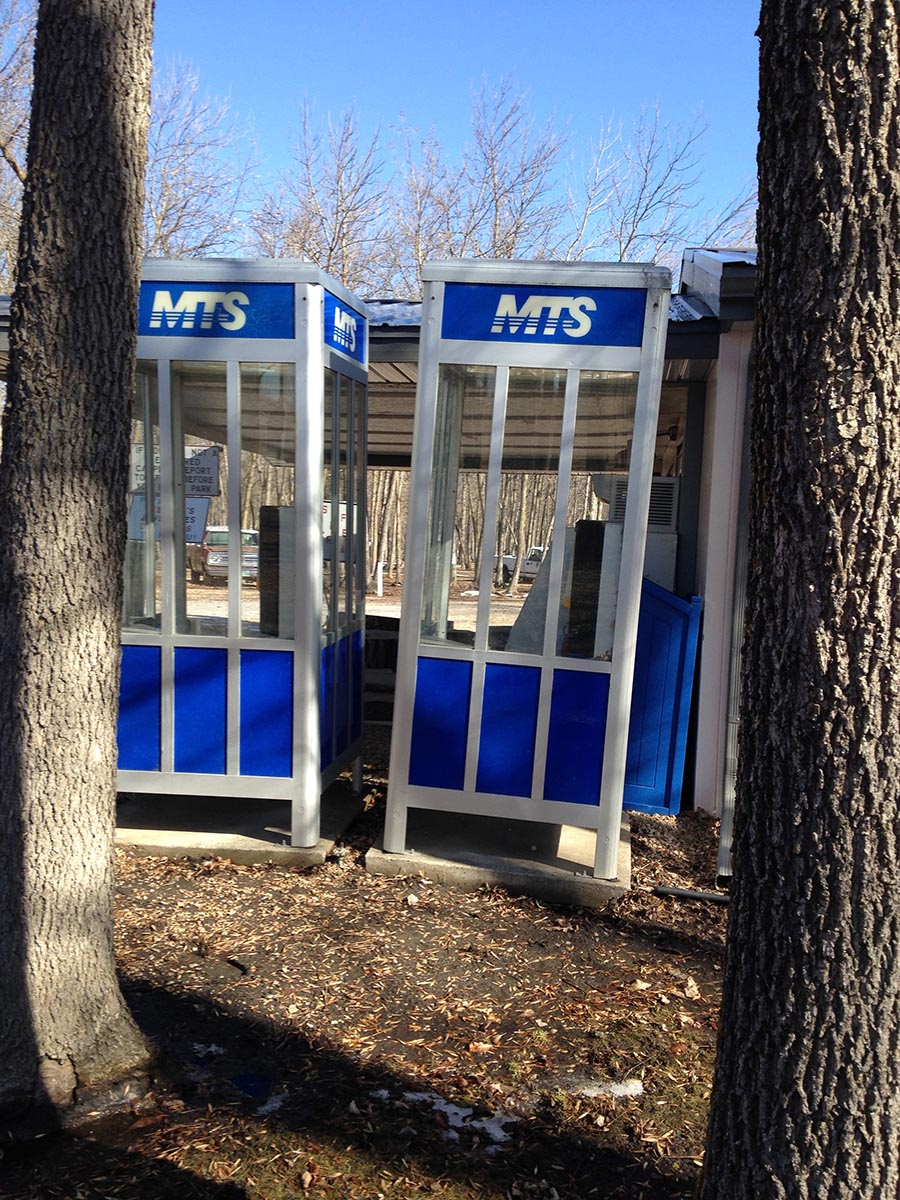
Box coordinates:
[695,180,758,249]
[381,126,460,296]
[455,78,566,260]
[0,0,31,183]
[0,6,255,267]
[563,105,709,267]
[0,0,34,288]
[563,106,757,269]
[378,81,566,296]
[252,104,388,295]
[267,82,752,303]
[143,59,255,257]
[559,118,622,263]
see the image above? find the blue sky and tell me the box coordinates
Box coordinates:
[153,0,759,221]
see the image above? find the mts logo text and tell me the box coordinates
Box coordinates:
[149,289,250,332]
[491,293,598,338]
[332,305,358,352]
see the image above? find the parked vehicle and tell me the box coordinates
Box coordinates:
[495,545,544,585]
[188,527,259,584]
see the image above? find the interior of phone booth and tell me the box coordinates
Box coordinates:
[417,367,688,655]
[118,263,367,848]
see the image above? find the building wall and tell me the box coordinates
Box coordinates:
[692,323,753,815]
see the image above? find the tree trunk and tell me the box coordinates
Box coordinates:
[701,4,900,1197]
[506,472,530,593]
[0,0,154,1129]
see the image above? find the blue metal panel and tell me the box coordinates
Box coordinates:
[324,291,367,365]
[320,642,335,770]
[441,283,646,347]
[544,671,610,805]
[240,650,293,778]
[174,648,227,774]
[408,657,473,791]
[350,629,364,744]
[624,581,702,816]
[138,281,294,339]
[117,645,161,771]
[476,663,541,797]
[335,635,350,757]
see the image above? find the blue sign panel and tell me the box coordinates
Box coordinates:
[441,283,647,347]
[324,290,366,364]
[138,281,295,339]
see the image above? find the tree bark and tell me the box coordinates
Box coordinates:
[701,4,900,1197]
[0,0,154,1128]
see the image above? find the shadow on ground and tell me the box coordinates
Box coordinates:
[2,980,702,1200]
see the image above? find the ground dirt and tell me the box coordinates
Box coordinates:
[1,727,728,1200]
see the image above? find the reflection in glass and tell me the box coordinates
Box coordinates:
[337,376,350,629]
[123,361,161,631]
[175,360,229,635]
[352,382,366,623]
[242,363,296,638]
[487,368,566,655]
[557,371,638,660]
[322,368,335,633]
[420,365,495,643]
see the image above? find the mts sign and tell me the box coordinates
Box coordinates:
[490,293,597,338]
[148,289,249,333]
[138,280,295,339]
[440,282,647,347]
[332,305,358,353]
[323,290,366,364]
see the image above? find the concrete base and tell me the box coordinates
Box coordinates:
[115,785,366,866]
[365,809,631,908]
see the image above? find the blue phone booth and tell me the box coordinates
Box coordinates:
[118,260,368,846]
[386,260,672,879]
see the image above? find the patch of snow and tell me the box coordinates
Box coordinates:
[471,1113,516,1143]
[256,1091,288,1116]
[576,1079,644,1099]
[401,1090,518,1144]
[192,1043,224,1057]
[403,1091,473,1129]
[366,299,422,326]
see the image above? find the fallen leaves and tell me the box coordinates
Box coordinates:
[88,730,729,1200]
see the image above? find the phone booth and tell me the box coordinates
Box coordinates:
[117,260,368,847]
[385,260,670,878]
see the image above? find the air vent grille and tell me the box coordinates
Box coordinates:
[610,476,679,532]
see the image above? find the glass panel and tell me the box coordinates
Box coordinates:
[336,375,351,631]
[656,385,687,478]
[241,363,296,638]
[352,381,366,622]
[322,369,336,635]
[486,368,566,654]
[557,371,638,660]
[420,364,495,644]
[176,361,229,636]
[123,361,161,631]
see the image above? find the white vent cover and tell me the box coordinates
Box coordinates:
[609,475,680,532]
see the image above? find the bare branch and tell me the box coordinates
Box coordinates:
[143,59,257,258]
[0,0,35,287]
[250,103,388,295]
[459,77,567,259]
[695,181,758,248]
